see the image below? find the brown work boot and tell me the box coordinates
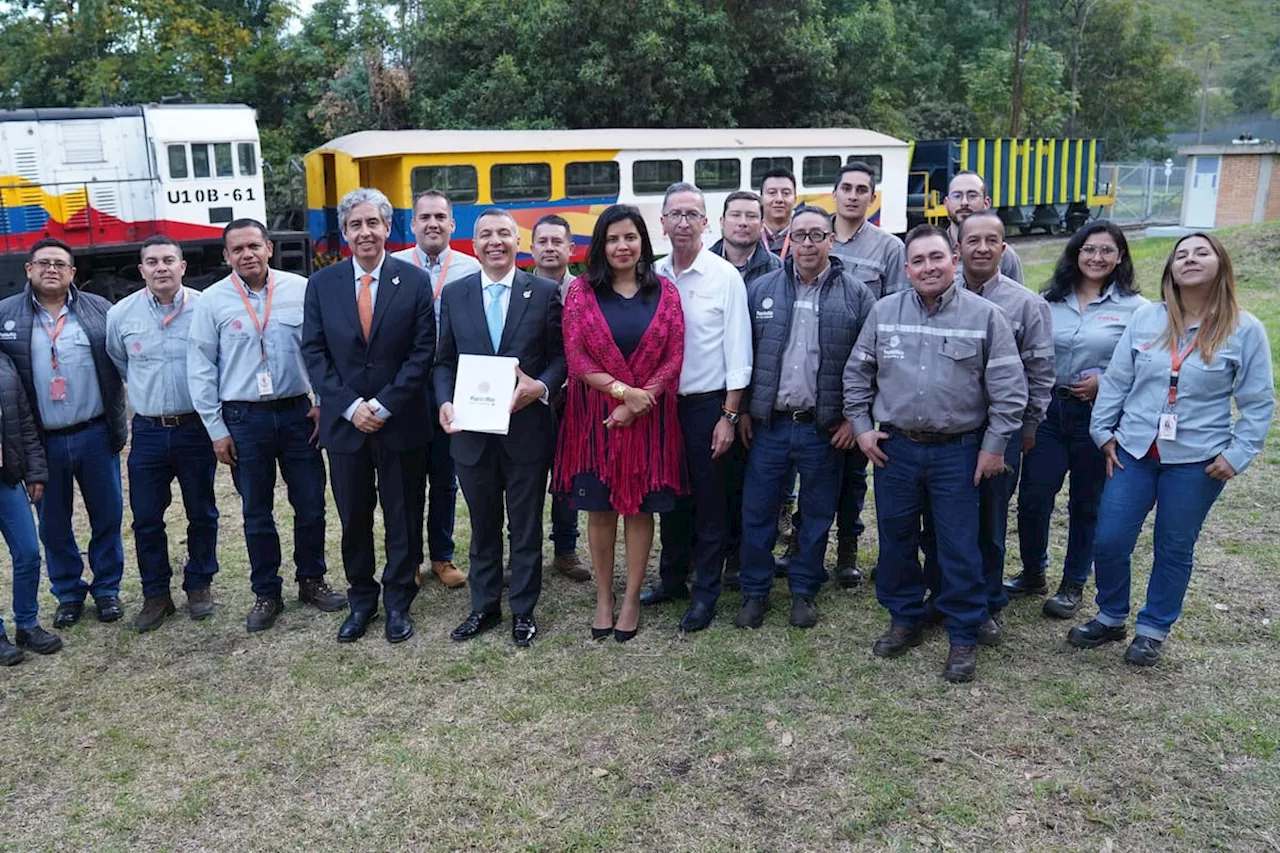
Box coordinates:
[187,587,216,620]
[553,553,591,582]
[432,560,467,588]
[943,644,978,683]
[133,594,176,633]
[246,596,283,632]
[297,579,347,612]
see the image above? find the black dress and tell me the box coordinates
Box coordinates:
[571,286,677,514]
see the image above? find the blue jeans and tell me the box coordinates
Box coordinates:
[1017,396,1106,585]
[38,419,124,604]
[739,417,841,597]
[1091,448,1225,641]
[0,481,42,634]
[873,432,984,645]
[223,398,327,598]
[426,422,457,563]
[127,416,219,599]
[549,494,579,556]
[837,448,869,541]
[922,438,1021,614]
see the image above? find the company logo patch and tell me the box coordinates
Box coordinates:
[3,320,14,332]
[231,319,243,331]
[762,297,774,310]
[131,342,142,353]
[889,335,901,348]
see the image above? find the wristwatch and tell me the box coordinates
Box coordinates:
[720,407,741,425]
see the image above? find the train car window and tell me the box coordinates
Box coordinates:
[802,155,841,188]
[238,143,258,177]
[565,161,620,199]
[410,165,479,204]
[633,160,683,195]
[695,158,742,191]
[192,145,211,178]
[214,143,234,178]
[751,157,793,189]
[168,145,189,180]
[491,163,551,202]
[847,154,883,184]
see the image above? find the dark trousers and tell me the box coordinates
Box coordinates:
[329,437,426,613]
[424,420,457,563]
[38,419,124,604]
[1017,396,1107,585]
[922,438,1021,614]
[739,418,841,597]
[837,447,869,541]
[455,440,549,616]
[127,415,219,599]
[549,494,579,556]
[658,392,732,606]
[873,431,984,645]
[223,398,327,598]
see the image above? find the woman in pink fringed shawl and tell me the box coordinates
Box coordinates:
[554,205,687,643]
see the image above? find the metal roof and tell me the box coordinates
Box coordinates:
[311,128,909,159]
[0,103,254,124]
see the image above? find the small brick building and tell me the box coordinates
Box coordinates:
[1179,142,1280,229]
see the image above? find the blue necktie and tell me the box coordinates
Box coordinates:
[485,283,505,351]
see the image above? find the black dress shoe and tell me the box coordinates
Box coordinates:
[873,624,924,658]
[1042,580,1085,619]
[943,644,977,683]
[977,617,1003,647]
[591,625,613,641]
[1004,571,1048,598]
[95,596,123,623]
[53,601,83,630]
[246,596,284,633]
[15,626,63,655]
[337,610,378,643]
[451,610,501,642]
[834,538,861,588]
[678,601,715,632]
[733,596,768,629]
[789,595,818,628]
[639,584,687,606]
[512,614,537,647]
[1067,618,1127,649]
[385,610,413,644]
[1124,635,1163,666]
[0,635,25,666]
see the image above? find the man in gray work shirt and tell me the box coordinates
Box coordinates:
[844,224,1027,684]
[945,170,1024,284]
[107,235,219,633]
[921,212,1054,645]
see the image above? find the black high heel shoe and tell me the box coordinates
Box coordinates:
[592,594,615,641]
[613,625,637,643]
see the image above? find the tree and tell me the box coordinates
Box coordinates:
[962,44,1075,137]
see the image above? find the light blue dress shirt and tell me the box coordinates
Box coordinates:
[342,254,391,421]
[1046,284,1149,387]
[30,293,105,430]
[1091,302,1275,474]
[187,269,312,442]
[106,285,200,417]
[391,246,482,333]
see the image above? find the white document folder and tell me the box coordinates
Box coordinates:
[452,354,520,435]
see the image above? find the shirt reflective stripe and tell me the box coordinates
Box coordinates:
[987,354,1024,368]
[877,323,987,339]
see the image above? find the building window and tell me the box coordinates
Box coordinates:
[751,156,794,190]
[491,163,551,202]
[632,159,683,195]
[802,155,842,188]
[237,143,258,176]
[565,161,620,199]
[214,143,234,178]
[192,144,211,178]
[410,165,479,204]
[694,158,742,191]
[168,145,188,180]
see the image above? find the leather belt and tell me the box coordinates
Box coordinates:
[774,409,816,423]
[1054,386,1074,400]
[44,416,104,438]
[224,395,308,412]
[678,390,724,402]
[136,412,201,428]
[884,425,974,445]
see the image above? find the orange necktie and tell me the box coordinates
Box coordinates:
[357,274,373,341]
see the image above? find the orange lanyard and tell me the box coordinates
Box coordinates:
[41,311,68,370]
[230,272,274,363]
[156,291,186,330]
[763,228,790,260]
[1167,335,1198,409]
[414,248,452,302]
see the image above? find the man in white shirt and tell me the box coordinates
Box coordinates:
[641,183,753,632]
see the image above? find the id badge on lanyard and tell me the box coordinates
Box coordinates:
[232,272,276,398]
[43,312,69,402]
[1161,336,1198,442]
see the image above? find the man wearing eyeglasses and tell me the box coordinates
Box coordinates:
[944,171,1024,284]
[733,205,875,630]
[0,238,127,630]
[642,182,752,633]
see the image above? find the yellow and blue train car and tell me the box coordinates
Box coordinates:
[907,137,1117,234]
[305,128,910,263]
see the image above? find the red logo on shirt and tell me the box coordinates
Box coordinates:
[131,341,142,353]
[231,319,243,331]
[1097,315,1121,322]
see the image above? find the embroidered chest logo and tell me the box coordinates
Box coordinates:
[132,341,143,353]
[883,333,905,360]
[231,319,243,331]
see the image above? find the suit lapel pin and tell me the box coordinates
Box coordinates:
[523,289,532,299]
[392,275,400,286]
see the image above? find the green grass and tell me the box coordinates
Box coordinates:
[0,224,1278,851]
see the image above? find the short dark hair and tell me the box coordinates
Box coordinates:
[1043,219,1138,302]
[475,208,517,229]
[759,168,796,193]
[585,205,660,298]
[29,237,73,262]
[949,169,988,196]
[722,191,764,217]
[532,213,571,239]
[834,161,876,190]
[412,189,453,213]
[140,234,183,259]
[956,210,1004,241]
[904,223,953,254]
[223,218,269,244]
[791,203,830,223]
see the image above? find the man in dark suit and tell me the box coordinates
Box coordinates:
[434,208,566,648]
[302,187,435,644]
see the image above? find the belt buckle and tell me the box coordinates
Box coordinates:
[790,410,806,422]
[159,414,182,428]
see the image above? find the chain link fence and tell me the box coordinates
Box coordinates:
[1099,161,1186,225]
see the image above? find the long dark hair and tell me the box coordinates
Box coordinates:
[585,204,660,297]
[1042,220,1138,302]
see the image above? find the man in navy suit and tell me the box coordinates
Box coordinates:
[434,208,566,648]
[302,187,435,644]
